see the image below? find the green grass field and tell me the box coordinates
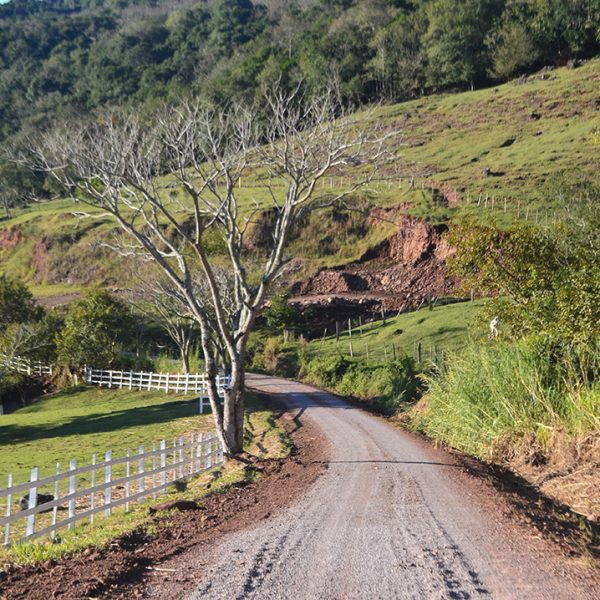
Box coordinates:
[0,386,218,488]
[1,60,598,300]
[299,300,485,363]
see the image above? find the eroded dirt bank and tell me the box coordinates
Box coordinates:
[292,214,458,318]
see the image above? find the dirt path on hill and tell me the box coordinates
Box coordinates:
[1,375,599,599]
[143,374,599,600]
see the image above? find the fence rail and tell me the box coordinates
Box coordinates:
[1,431,223,546]
[84,367,230,395]
[0,354,52,377]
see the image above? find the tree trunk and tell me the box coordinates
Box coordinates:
[180,345,190,374]
[221,362,245,455]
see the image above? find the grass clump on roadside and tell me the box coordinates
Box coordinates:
[299,354,423,415]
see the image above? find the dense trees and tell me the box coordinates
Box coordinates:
[0,0,598,177]
[55,290,133,370]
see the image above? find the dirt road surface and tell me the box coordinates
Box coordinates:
[147,374,599,600]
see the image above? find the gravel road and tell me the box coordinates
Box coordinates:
[172,374,597,599]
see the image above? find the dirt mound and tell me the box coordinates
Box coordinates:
[0,227,22,250]
[294,215,457,312]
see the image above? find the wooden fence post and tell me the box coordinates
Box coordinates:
[51,463,60,539]
[196,433,203,472]
[348,319,352,338]
[160,440,166,487]
[90,454,96,524]
[139,445,146,501]
[152,442,157,499]
[25,467,38,538]
[125,449,131,512]
[189,434,195,476]
[4,474,12,545]
[349,342,354,358]
[68,460,76,531]
[178,437,185,478]
[206,433,213,469]
[104,450,112,516]
[335,321,340,343]
[172,439,177,481]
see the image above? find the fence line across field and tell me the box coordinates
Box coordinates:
[84,367,230,408]
[0,354,52,377]
[1,431,223,546]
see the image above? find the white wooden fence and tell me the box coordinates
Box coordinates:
[84,367,230,413]
[0,354,52,377]
[1,431,223,547]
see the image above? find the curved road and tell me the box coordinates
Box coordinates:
[167,375,597,599]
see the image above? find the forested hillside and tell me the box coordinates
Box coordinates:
[1,0,599,207]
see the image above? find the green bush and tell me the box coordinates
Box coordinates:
[299,353,422,415]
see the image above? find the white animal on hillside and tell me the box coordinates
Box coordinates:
[490,316,500,338]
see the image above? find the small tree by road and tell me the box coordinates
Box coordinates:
[28,88,394,455]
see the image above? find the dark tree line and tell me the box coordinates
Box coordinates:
[0,0,599,207]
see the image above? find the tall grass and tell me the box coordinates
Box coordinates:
[414,336,600,461]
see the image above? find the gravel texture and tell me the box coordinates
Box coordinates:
[164,374,598,600]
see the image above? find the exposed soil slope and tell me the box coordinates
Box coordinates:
[293,214,457,314]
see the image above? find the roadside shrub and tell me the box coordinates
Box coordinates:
[299,353,422,415]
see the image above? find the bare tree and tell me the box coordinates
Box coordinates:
[26,87,395,455]
[129,276,197,374]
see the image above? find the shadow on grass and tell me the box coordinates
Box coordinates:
[1,396,268,446]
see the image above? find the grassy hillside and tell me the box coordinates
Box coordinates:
[1,60,598,299]
[299,300,485,364]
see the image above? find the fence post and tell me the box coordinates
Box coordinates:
[152,442,157,500]
[349,342,353,358]
[189,434,195,476]
[160,440,166,488]
[206,433,213,469]
[129,370,133,390]
[90,454,96,524]
[125,449,131,512]
[348,319,352,338]
[4,473,12,546]
[178,437,185,478]
[104,450,112,516]
[108,370,113,389]
[68,460,77,531]
[165,372,170,393]
[172,439,177,481]
[25,467,39,538]
[51,463,60,539]
[196,433,203,472]
[139,445,146,501]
